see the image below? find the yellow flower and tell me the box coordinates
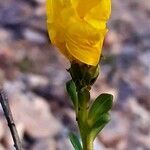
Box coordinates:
[46,0,111,66]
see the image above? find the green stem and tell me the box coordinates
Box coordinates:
[82,135,93,150]
[68,64,112,150]
[77,90,94,150]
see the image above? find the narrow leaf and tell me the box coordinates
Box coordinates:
[69,133,82,150]
[66,80,78,108]
[90,113,110,140]
[88,93,113,125]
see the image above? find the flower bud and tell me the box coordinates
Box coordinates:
[47,0,111,66]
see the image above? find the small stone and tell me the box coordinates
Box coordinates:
[0,1,32,26]
[0,28,12,43]
[23,28,47,44]
[10,92,62,138]
[104,30,121,55]
[32,138,56,150]
[4,80,26,95]
[20,74,49,89]
[99,111,129,148]
[57,138,73,150]
[0,119,5,140]
[126,99,150,131]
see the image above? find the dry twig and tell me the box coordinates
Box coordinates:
[0,89,22,150]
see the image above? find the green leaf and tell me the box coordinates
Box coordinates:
[90,113,110,140]
[66,80,78,108]
[93,113,110,128]
[88,93,113,125]
[69,133,82,150]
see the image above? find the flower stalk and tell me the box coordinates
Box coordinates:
[46,1,113,149]
[77,91,93,150]
[67,63,113,150]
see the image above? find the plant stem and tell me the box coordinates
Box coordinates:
[82,135,93,150]
[77,90,93,150]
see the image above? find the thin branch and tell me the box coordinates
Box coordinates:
[0,89,22,150]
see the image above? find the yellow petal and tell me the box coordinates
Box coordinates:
[46,0,74,58]
[85,0,111,29]
[76,0,100,18]
[86,0,111,21]
[46,0,62,23]
[66,20,107,66]
[46,0,111,66]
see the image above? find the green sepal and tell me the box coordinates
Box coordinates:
[90,113,110,140]
[69,63,82,84]
[78,89,90,107]
[88,93,113,126]
[69,63,100,90]
[69,132,83,150]
[66,80,78,110]
[84,65,99,86]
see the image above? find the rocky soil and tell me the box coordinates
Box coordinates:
[0,0,150,149]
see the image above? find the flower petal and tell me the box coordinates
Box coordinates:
[66,20,107,66]
[85,0,111,29]
[76,0,100,18]
[46,0,111,66]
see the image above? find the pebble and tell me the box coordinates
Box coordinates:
[32,138,56,150]
[10,92,62,138]
[23,28,47,44]
[0,0,149,149]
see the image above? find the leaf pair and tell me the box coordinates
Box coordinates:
[66,80,113,149]
[88,93,113,140]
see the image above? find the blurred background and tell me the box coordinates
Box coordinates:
[0,0,150,149]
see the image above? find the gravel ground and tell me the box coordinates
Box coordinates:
[0,0,150,149]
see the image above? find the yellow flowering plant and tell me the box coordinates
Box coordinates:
[46,0,113,150]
